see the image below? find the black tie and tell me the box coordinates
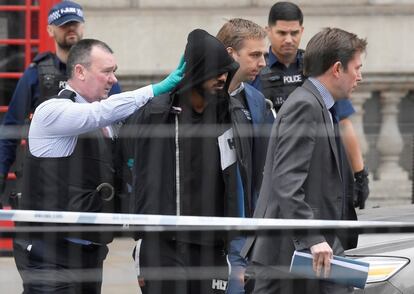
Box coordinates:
[329,106,347,218]
[329,106,342,172]
[329,105,338,125]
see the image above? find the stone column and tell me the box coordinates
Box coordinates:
[376,91,408,180]
[370,90,411,205]
[350,92,370,156]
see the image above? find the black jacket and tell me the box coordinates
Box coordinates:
[257,49,305,111]
[118,29,240,220]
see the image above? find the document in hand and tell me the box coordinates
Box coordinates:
[289,250,369,289]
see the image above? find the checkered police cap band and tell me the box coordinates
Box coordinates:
[48,1,84,26]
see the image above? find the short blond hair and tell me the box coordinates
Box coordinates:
[216,18,266,51]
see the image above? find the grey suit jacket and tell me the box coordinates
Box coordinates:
[241,79,357,266]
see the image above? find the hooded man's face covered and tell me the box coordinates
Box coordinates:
[177,29,239,96]
[193,72,229,106]
[201,72,228,95]
[173,29,239,114]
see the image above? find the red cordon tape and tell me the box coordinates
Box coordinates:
[1,175,17,254]
[0,206,14,254]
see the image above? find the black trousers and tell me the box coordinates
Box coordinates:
[13,238,108,294]
[139,236,228,294]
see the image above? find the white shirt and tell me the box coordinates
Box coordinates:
[29,84,154,157]
[229,82,245,97]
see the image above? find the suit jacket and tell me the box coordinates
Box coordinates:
[241,79,357,266]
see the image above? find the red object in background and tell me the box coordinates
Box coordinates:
[0,206,14,256]
[0,0,58,78]
[39,0,61,53]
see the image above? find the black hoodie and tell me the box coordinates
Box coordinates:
[176,29,239,94]
[117,30,240,239]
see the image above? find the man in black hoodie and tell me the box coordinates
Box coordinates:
[118,29,239,293]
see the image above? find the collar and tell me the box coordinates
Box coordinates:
[229,82,245,97]
[268,46,302,68]
[308,77,335,110]
[64,85,88,104]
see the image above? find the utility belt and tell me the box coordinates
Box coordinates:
[13,181,114,211]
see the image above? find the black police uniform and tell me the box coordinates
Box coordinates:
[34,52,69,107]
[0,52,121,207]
[13,90,115,294]
[252,49,305,112]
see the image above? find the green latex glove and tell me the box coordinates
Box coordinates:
[152,55,186,96]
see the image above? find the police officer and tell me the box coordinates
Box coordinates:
[13,38,185,294]
[253,1,369,209]
[251,2,304,111]
[0,1,121,206]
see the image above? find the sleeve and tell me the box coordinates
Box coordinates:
[30,85,154,138]
[270,99,326,248]
[0,67,37,174]
[333,99,355,120]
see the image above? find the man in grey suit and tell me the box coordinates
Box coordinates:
[241,27,367,294]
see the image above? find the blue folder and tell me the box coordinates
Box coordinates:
[289,250,369,289]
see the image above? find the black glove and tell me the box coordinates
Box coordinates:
[0,173,5,209]
[354,168,369,209]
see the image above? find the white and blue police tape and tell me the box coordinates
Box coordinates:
[1,209,414,233]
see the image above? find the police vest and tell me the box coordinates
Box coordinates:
[258,49,305,112]
[31,52,68,108]
[20,90,115,244]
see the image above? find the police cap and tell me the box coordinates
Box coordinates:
[48,1,84,26]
